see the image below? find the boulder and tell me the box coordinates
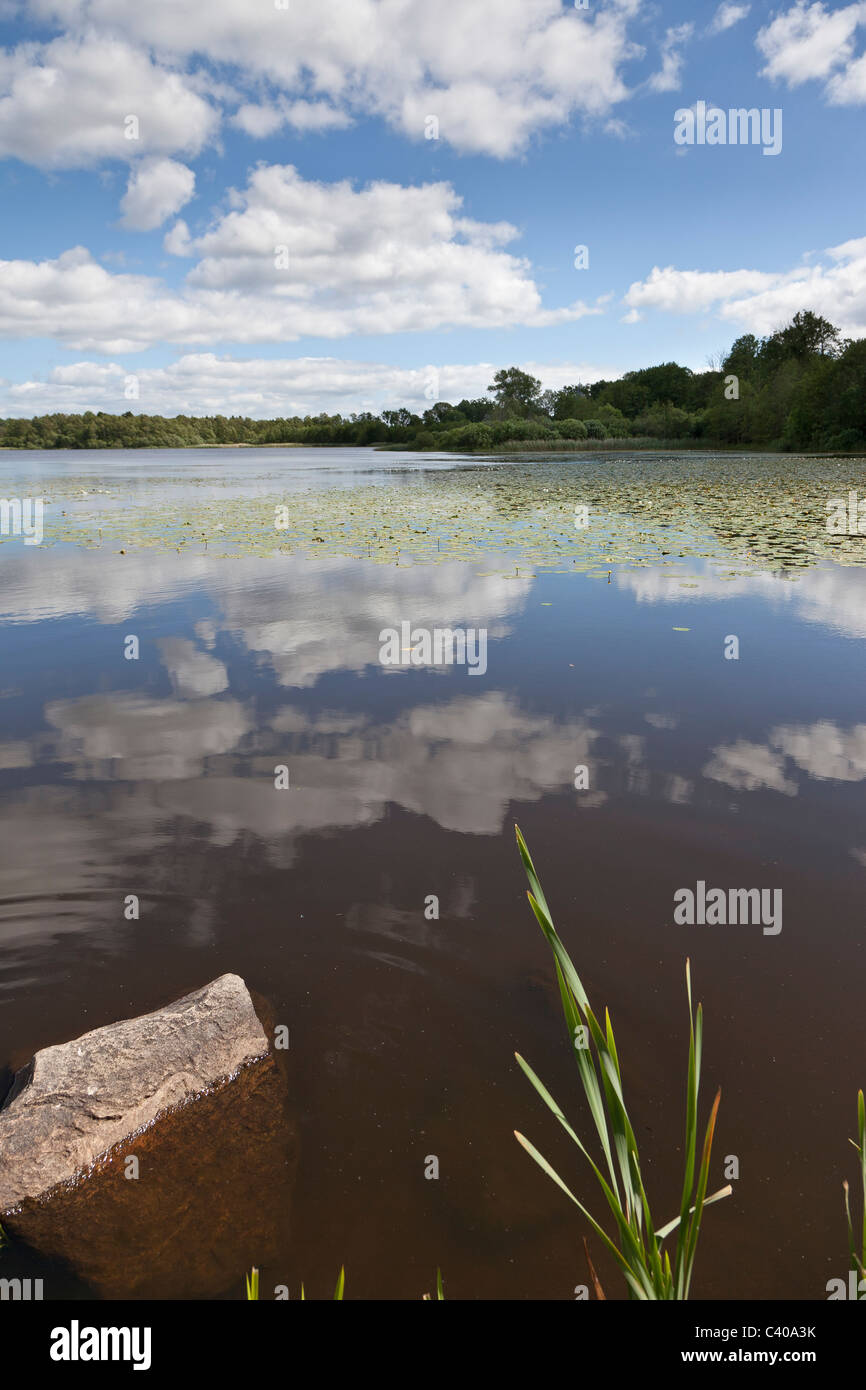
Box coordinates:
[0,974,297,1298]
[0,973,268,1211]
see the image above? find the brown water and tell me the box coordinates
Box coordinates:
[0,448,864,1299]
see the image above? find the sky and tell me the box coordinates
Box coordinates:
[0,0,864,419]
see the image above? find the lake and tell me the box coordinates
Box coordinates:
[1,446,864,1300]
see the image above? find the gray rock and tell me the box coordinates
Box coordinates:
[0,972,269,1213]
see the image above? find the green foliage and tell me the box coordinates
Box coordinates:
[632,402,694,440]
[513,825,732,1300]
[765,309,841,364]
[555,418,588,439]
[455,397,491,422]
[723,333,760,382]
[438,422,494,450]
[594,403,631,437]
[487,366,543,416]
[549,384,587,419]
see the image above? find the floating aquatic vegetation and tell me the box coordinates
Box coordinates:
[12,452,866,580]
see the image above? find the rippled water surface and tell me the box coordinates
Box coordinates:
[1,447,864,1299]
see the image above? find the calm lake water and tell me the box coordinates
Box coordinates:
[1,446,864,1299]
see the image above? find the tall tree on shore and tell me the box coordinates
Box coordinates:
[487,367,542,416]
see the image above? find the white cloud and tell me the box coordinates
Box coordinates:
[0,352,620,418]
[827,49,866,102]
[709,3,751,35]
[756,1,866,101]
[119,157,195,231]
[622,235,866,338]
[647,23,693,93]
[163,218,192,257]
[0,34,218,167]
[624,264,779,314]
[23,0,643,158]
[0,166,602,350]
[232,98,351,137]
[0,246,194,354]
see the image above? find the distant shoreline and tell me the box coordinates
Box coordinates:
[2,441,865,459]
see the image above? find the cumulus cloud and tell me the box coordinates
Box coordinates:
[647,23,693,92]
[22,0,643,158]
[827,48,866,102]
[622,235,866,338]
[0,351,620,418]
[119,157,195,231]
[0,34,218,167]
[174,164,597,331]
[624,265,780,315]
[0,166,603,350]
[709,3,751,34]
[0,246,196,354]
[232,99,351,137]
[756,1,866,103]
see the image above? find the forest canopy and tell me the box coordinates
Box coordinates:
[1,313,863,453]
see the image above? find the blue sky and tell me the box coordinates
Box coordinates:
[0,0,864,417]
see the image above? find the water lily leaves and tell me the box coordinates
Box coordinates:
[31,452,866,586]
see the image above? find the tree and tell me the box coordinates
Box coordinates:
[455,398,490,422]
[381,408,419,429]
[423,402,467,428]
[555,418,587,439]
[487,367,542,416]
[769,310,841,362]
[549,384,585,419]
[722,334,759,381]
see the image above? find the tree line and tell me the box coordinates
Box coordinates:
[1,312,863,453]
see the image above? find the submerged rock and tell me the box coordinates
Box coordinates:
[0,974,297,1298]
[0,973,268,1210]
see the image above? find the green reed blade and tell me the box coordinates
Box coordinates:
[514,1129,651,1291]
[515,1050,649,1258]
[514,826,731,1301]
